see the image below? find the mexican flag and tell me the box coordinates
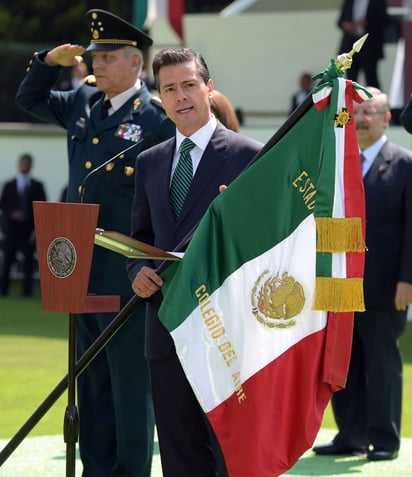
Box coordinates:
[133,0,184,41]
[159,76,368,476]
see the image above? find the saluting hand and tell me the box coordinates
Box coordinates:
[45,44,86,67]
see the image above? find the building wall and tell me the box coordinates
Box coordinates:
[151,8,400,116]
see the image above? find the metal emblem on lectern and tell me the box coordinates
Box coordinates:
[47,237,77,278]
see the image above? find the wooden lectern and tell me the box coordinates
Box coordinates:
[33,201,120,477]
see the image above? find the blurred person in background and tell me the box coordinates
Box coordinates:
[210,90,240,132]
[313,87,412,461]
[290,72,313,114]
[337,0,389,88]
[0,153,47,297]
[56,62,89,91]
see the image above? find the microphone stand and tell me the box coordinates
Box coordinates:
[63,134,151,476]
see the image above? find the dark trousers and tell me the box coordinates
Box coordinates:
[345,55,380,89]
[1,223,34,296]
[331,306,407,451]
[149,351,228,477]
[76,304,154,477]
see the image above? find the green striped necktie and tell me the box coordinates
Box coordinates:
[170,138,196,219]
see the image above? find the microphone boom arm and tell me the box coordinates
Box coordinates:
[78,139,144,203]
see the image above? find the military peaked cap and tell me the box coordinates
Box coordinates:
[85,9,153,52]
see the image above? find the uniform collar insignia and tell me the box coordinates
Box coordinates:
[133,98,141,111]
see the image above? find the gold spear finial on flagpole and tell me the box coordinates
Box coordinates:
[335,33,369,71]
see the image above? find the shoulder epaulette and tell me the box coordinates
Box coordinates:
[151,95,165,110]
[83,74,97,85]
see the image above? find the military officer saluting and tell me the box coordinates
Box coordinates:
[16,9,175,477]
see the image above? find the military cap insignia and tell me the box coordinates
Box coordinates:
[115,123,143,142]
[85,9,153,52]
[251,271,305,328]
[91,12,102,40]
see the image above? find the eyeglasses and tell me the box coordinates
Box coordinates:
[353,109,385,117]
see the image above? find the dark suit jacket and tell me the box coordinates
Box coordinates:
[362,140,412,307]
[127,122,263,358]
[338,0,388,61]
[0,177,47,234]
[400,95,412,134]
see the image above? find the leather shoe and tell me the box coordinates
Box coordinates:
[313,442,367,456]
[367,449,398,461]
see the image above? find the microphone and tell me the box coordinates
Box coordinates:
[78,134,153,203]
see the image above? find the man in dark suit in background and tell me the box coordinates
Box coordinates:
[314,87,412,461]
[290,72,313,114]
[337,0,389,88]
[0,153,47,297]
[127,47,263,477]
[400,93,412,133]
[15,9,175,477]
[55,62,89,91]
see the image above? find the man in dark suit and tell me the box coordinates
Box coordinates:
[0,153,47,296]
[127,47,263,477]
[15,9,175,477]
[337,0,389,88]
[314,87,412,461]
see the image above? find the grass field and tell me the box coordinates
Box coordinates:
[0,280,411,443]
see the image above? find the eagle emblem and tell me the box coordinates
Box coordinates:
[251,271,305,328]
[47,237,77,279]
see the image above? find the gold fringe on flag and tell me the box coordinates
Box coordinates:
[313,277,365,312]
[316,217,365,253]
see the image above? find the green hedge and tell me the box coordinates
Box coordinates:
[0,42,55,123]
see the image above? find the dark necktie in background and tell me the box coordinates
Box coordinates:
[19,181,30,216]
[102,99,112,119]
[360,152,366,176]
[169,138,196,219]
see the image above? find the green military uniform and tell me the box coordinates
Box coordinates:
[16,9,175,476]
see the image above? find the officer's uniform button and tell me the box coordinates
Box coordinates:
[124,167,134,176]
